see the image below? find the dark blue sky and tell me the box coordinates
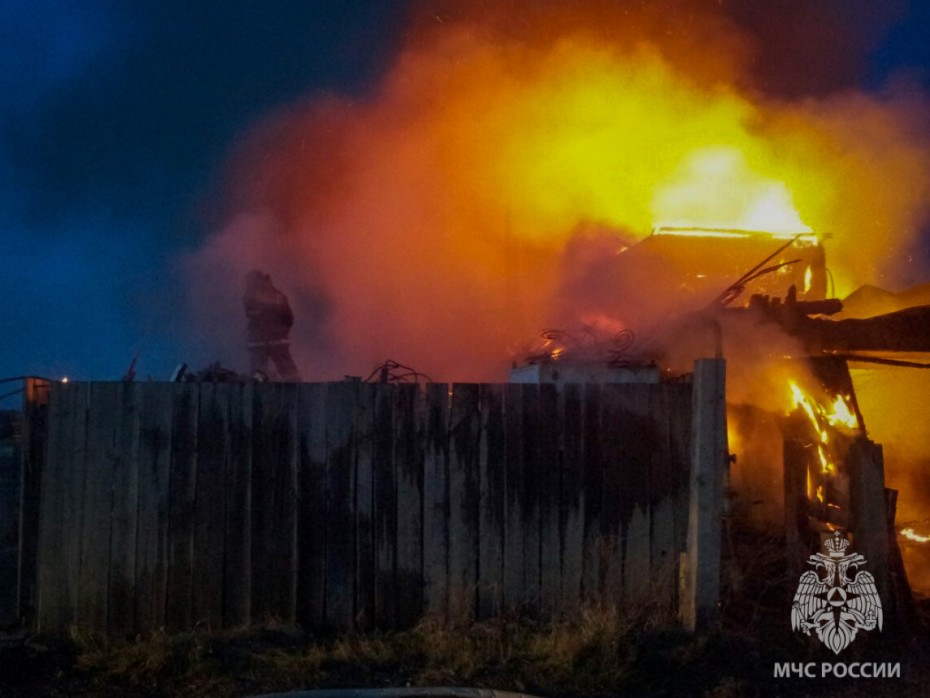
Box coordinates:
[1,0,406,397]
[2,0,929,401]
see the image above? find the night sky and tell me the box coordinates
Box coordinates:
[2,0,930,402]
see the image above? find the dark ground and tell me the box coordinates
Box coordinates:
[2,528,930,697]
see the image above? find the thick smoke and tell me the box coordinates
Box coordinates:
[185,0,930,382]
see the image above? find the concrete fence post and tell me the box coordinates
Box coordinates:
[680,358,727,632]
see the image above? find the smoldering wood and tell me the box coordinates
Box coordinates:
[30,377,704,635]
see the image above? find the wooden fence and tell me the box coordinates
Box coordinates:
[36,378,700,635]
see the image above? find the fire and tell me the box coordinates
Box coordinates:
[652,147,811,234]
[788,380,859,475]
[900,528,930,544]
[191,2,930,382]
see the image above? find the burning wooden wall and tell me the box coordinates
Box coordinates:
[33,378,701,635]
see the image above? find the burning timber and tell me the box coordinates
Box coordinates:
[511,227,930,630]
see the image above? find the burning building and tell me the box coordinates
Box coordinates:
[182,1,930,601]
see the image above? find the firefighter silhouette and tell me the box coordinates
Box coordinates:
[243,270,302,382]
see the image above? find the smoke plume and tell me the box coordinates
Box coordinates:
[185,0,930,382]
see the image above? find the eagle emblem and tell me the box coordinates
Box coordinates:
[791,530,882,654]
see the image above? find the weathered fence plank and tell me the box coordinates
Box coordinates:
[502,383,524,609]
[224,382,252,628]
[393,384,423,628]
[251,383,300,623]
[193,383,228,630]
[423,383,449,617]
[615,385,653,604]
[372,383,397,628]
[38,382,85,631]
[599,385,625,601]
[109,382,141,635]
[521,384,541,608]
[477,384,504,619]
[668,382,694,557]
[135,382,173,632]
[78,382,121,631]
[297,382,326,630]
[559,383,585,614]
[17,379,49,625]
[538,383,561,616]
[356,383,376,627]
[581,384,603,602]
[448,384,480,622]
[325,381,357,629]
[34,378,701,635]
[166,382,198,632]
[648,385,677,600]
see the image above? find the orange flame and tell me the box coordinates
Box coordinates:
[788,380,859,475]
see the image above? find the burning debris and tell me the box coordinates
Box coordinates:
[177,0,930,600]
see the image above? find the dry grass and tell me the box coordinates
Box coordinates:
[59,601,676,697]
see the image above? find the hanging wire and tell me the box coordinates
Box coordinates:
[365,360,434,384]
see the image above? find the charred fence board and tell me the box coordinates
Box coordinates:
[34,379,699,635]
